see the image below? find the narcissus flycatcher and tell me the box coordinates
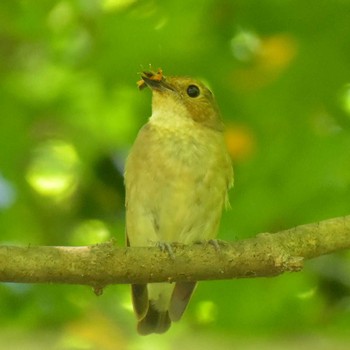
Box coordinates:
[124,69,233,335]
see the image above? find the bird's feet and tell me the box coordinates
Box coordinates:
[194,239,228,251]
[156,241,175,260]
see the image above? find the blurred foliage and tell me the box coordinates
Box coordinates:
[1,0,350,349]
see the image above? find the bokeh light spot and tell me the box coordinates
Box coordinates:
[225,124,256,162]
[70,219,111,245]
[0,174,16,209]
[26,140,80,200]
[340,83,350,115]
[195,300,218,325]
[102,0,137,12]
[47,1,74,32]
[297,288,317,300]
[230,29,261,62]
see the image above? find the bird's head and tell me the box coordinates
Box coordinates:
[138,69,224,131]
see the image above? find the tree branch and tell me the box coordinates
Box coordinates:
[0,216,349,289]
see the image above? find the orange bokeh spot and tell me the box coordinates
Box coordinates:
[232,34,298,91]
[225,124,256,162]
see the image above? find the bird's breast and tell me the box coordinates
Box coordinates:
[125,121,232,245]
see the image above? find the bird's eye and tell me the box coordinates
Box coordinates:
[186,85,200,98]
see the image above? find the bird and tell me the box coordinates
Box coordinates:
[124,69,233,335]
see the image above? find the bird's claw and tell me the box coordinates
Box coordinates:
[194,239,227,251]
[156,241,175,260]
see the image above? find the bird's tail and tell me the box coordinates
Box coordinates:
[131,282,197,335]
[137,302,171,335]
[169,281,197,321]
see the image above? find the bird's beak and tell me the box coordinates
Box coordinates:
[138,70,175,92]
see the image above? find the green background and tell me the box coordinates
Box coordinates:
[1,0,350,349]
